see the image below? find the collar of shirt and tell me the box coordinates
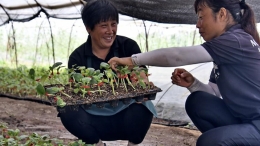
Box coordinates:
[84,35,119,57]
[228,24,241,32]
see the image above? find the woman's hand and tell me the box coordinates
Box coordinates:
[108,57,134,71]
[171,68,195,87]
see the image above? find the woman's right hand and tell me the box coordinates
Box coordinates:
[171,68,195,87]
[108,57,134,71]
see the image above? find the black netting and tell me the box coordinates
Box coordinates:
[105,0,260,24]
[0,0,260,26]
[108,0,197,24]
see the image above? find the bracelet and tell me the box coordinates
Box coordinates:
[131,55,138,65]
[187,78,201,93]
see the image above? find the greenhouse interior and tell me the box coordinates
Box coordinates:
[1,0,260,145]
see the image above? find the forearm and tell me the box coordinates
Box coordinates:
[187,78,221,97]
[131,45,212,67]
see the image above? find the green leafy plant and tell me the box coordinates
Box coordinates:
[0,122,96,146]
[116,65,135,92]
[31,62,160,107]
[0,61,160,108]
[100,62,118,95]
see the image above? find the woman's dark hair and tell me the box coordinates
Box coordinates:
[81,0,119,30]
[194,0,260,44]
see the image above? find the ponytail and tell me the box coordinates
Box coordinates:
[239,1,260,44]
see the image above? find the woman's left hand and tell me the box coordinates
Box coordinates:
[171,68,195,87]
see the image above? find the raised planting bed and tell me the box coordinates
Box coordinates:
[34,62,162,109]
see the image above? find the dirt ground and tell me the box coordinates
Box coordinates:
[0,96,201,146]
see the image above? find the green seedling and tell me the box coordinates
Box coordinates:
[117,65,135,92]
[100,62,117,95]
[92,72,107,95]
[132,66,148,89]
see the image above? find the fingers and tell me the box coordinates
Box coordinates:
[171,68,190,85]
[171,68,195,87]
[111,62,118,71]
[173,68,187,76]
[171,76,180,84]
[180,71,190,78]
[108,57,119,71]
[108,57,118,64]
[171,68,185,84]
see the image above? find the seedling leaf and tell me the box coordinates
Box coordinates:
[46,87,60,94]
[29,68,35,80]
[81,77,91,84]
[40,74,48,83]
[52,62,62,69]
[100,62,110,69]
[56,96,66,107]
[72,73,84,82]
[74,88,79,94]
[36,83,45,95]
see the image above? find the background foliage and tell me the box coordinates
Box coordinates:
[0,14,205,68]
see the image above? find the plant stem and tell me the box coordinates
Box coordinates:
[126,77,135,90]
[98,86,101,95]
[110,80,115,95]
[60,91,72,98]
[93,90,107,93]
[121,78,128,92]
[114,76,119,87]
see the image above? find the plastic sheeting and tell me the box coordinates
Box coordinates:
[1,0,260,26]
[0,0,84,26]
[148,62,213,122]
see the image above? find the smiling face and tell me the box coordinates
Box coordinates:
[196,4,228,41]
[87,19,118,50]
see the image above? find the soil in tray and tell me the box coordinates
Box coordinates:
[46,84,162,107]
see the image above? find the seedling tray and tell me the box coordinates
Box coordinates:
[45,84,162,109]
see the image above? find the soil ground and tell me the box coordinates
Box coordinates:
[0,96,201,146]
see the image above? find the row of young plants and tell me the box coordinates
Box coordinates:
[34,62,156,107]
[0,62,159,108]
[0,65,67,100]
[0,122,92,146]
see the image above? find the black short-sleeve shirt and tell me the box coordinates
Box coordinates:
[68,35,143,71]
[202,24,260,121]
